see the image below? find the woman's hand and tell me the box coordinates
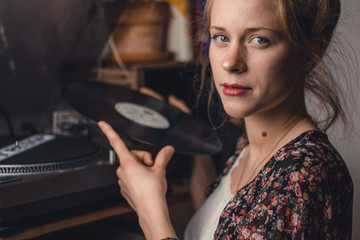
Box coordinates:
[98,121,177,239]
[140,87,217,210]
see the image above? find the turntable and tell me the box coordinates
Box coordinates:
[0,133,121,236]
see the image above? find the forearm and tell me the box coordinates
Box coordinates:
[137,197,177,240]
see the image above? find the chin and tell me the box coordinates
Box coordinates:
[223,107,246,119]
[223,104,258,119]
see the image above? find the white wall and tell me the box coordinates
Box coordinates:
[328,0,360,239]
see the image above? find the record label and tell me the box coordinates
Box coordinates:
[115,102,170,129]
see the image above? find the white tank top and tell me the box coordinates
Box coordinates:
[184,148,245,240]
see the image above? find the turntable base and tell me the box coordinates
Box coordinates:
[0,134,120,237]
[0,184,190,240]
[0,132,192,238]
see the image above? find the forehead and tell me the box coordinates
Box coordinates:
[210,0,282,31]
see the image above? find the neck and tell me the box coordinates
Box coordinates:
[245,111,302,145]
[243,95,314,162]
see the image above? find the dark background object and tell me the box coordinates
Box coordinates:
[0,0,128,135]
[0,0,133,236]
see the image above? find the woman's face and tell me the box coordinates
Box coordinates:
[209,0,303,119]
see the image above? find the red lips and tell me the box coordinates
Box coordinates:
[222,83,252,96]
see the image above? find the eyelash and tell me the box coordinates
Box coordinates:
[211,34,271,47]
[251,37,270,45]
[212,34,229,43]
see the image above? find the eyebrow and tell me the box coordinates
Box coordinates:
[210,26,281,35]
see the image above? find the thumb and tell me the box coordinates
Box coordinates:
[154,145,175,169]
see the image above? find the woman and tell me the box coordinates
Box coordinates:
[98,0,353,239]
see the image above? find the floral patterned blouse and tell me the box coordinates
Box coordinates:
[206,130,353,240]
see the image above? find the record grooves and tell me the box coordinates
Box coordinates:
[63,81,222,155]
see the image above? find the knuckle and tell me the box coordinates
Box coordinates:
[116,167,122,177]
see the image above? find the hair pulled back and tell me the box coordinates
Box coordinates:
[197,0,345,131]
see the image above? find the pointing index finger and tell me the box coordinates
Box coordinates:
[98,121,131,158]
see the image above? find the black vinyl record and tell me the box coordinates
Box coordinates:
[63,81,222,155]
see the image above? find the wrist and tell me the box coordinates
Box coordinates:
[138,200,176,240]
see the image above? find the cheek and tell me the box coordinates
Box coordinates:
[261,50,300,87]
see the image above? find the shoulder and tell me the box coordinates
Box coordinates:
[270,131,352,192]
[263,131,353,238]
[273,130,348,173]
[213,131,353,239]
[254,130,353,220]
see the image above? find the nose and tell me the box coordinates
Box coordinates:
[222,46,247,73]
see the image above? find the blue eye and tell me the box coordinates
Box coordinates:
[213,34,229,43]
[252,37,269,45]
